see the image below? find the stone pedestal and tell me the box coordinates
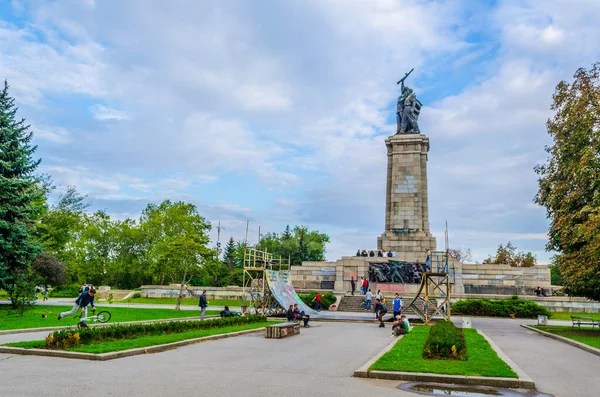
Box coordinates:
[377,133,436,257]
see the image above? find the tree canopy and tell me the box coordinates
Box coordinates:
[482,241,537,267]
[535,63,600,301]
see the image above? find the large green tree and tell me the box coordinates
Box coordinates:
[0,81,44,307]
[535,63,600,301]
[141,200,215,308]
[257,225,330,266]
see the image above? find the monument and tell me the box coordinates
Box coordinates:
[377,69,437,259]
[288,70,550,300]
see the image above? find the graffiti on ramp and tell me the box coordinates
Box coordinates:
[265,270,320,316]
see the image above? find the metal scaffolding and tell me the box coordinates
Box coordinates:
[406,250,453,325]
[242,247,290,316]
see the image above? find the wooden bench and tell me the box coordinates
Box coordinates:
[571,316,599,330]
[265,322,300,339]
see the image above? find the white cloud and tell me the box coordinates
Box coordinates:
[91,104,131,121]
[33,125,70,144]
[3,0,599,264]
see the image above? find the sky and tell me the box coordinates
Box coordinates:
[1,0,599,264]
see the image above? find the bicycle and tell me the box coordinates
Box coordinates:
[74,309,111,329]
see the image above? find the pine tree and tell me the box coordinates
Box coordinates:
[223,237,236,269]
[0,81,44,305]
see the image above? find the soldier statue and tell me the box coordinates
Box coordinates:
[396,68,422,134]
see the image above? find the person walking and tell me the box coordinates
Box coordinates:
[393,293,403,318]
[199,290,208,320]
[365,289,373,311]
[350,276,356,295]
[313,293,322,311]
[42,287,48,301]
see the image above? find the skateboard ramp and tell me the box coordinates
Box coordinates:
[265,270,320,317]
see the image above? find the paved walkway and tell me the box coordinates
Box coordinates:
[1,317,598,396]
[0,322,403,397]
[456,316,600,397]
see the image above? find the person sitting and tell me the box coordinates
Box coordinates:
[387,251,393,257]
[361,250,368,257]
[220,305,234,317]
[293,303,310,327]
[540,287,547,297]
[286,305,295,322]
[535,286,542,297]
[369,250,375,257]
[356,249,361,257]
[392,315,406,336]
[377,250,383,257]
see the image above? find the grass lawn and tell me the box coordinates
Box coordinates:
[5,322,271,353]
[534,325,600,349]
[547,312,600,321]
[370,326,517,378]
[0,304,220,331]
[110,297,242,307]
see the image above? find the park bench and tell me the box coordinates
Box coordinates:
[570,316,599,330]
[265,322,300,339]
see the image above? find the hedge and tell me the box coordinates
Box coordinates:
[423,320,466,360]
[44,315,266,349]
[451,296,550,318]
[298,291,336,310]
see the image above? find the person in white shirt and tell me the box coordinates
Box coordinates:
[365,289,373,311]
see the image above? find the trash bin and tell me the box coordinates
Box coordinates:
[462,318,472,328]
[537,315,548,325]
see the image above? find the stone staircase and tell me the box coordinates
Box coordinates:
[337,294,439,318]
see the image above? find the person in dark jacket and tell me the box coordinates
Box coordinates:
[293,303,310,327]
[374,299,388,328]
[350,276,356,295]
[286,305,295,321]
[199,290,208,320]
[57,288,96,327]
[220,305,234,317]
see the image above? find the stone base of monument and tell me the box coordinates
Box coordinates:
[265,322,300,339]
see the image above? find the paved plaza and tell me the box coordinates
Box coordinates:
[0,319,598,397]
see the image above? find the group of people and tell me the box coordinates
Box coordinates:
[535,286,548,297]
[57,282,96,327]
[286,303,310,327]
[356,250,394,258]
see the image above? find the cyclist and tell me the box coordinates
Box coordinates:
[57,288,97,328]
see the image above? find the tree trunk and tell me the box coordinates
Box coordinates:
[175,266,188,311]
[160,273,165,285]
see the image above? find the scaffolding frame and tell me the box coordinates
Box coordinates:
[242,247,290,316]
[406,250,452,325]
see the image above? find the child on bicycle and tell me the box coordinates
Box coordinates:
[57,288,96,327]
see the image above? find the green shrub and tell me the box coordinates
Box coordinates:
[298,291,336,309]
[44,315,267,349]
[423,321,466,360]
[133,287,142,291]
[48,284,81,298]
[131,292,142,299]
[451,297,550,318]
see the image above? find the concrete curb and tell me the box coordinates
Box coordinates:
[522,325,600,357]
[0,315,219,336]
[0,327,265,361]
[353,329,535,390]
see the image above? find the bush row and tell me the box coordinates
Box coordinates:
[451,296,550,318]
[45,315,267,349]
[298,291,336,310]
[423,320,466,360]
